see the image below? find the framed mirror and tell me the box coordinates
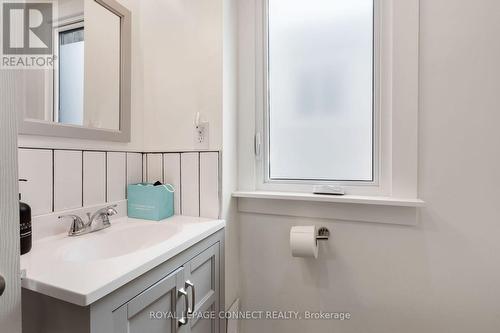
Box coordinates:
[18,0,131,142]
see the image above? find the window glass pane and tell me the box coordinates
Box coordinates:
[59,28,85,126]
[268,0,374,181]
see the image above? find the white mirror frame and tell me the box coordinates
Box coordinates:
[18,0,132,143]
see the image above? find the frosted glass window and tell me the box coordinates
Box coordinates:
[268,0,374,181]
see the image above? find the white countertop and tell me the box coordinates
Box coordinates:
[21,215,225,306]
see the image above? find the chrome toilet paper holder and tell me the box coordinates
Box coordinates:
[316,227,330,241]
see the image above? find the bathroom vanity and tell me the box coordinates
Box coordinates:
[21,210,225,333]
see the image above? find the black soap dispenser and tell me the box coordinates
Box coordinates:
[19,179,32,255]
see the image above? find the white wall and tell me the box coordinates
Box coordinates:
[222,0,240,310]
[19,0,224,153]
[237,0,500,332]
[141,0,223,151]
[57,0,84,20]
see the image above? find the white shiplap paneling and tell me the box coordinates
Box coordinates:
[142,154,147,183]
[83,151,106,206]
[54,150,83,211]
[127,153,143,185]
[18,149,53,216]
[18,148,220,219]
[200,152,219,218]
[107,152,126,202]
[163,153,181,214]
[146,153,163,184]
[181,153,200,217]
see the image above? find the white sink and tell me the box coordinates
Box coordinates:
[21,215,225,306]
[60,223,181,262]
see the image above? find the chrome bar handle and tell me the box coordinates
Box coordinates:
[58,215,85,236]
[178,288,189,326]
[185,280,195,314]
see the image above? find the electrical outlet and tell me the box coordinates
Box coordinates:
[194,121,209,149]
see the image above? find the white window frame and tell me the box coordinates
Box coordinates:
[237,0,420,199]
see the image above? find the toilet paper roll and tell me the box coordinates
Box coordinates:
[290,226,318,258]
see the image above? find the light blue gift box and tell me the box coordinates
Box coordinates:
[127,183,175,221]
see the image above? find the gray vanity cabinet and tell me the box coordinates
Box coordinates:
[22,230,224,333]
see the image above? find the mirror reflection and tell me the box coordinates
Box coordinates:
[26,0,121,131]
[57,24,84,126]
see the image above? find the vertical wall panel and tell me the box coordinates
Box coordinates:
[54,150,83,211]
[142,154,147,182]
[200,152,220,218]
[127,153,143,186]
[181,153,200,217]
[18,149,53,216]
[107,152,126,202]
[83,151,106,206]
[163,153,181,214]
[147,153,163,183]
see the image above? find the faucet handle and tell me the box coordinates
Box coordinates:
[58,215,85,236]
[106,205,118,216]
[101,205,118,227]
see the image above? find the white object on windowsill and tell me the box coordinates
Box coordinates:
[312,185,345,196]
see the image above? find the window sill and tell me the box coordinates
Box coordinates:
[233,191,424,225]
[233,191,424,207]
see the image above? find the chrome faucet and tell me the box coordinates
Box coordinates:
[59,205,118,237]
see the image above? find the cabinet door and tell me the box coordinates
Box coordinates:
[112,267,188,333]
[184,243,220,333]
